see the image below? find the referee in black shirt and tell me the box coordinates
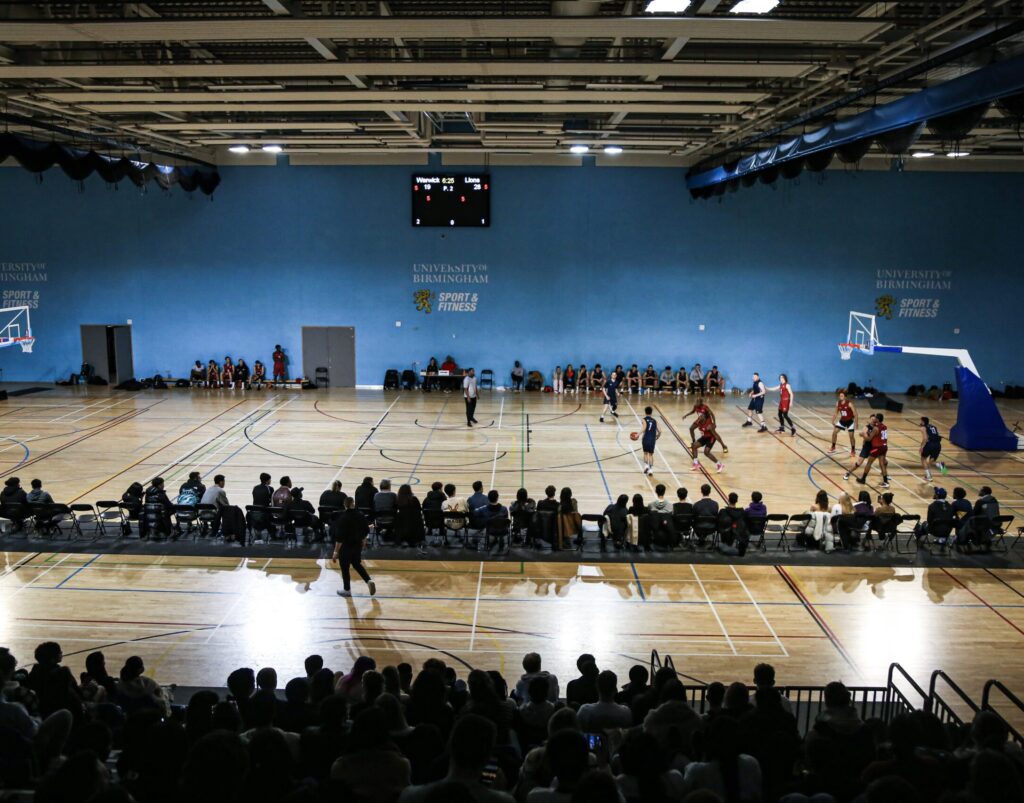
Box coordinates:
[331,498,376,597]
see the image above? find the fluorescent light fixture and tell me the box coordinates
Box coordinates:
[730,0,780,13]
[228,145,250,154]
[644,0,692,12]
[603,145,624,155]
[207,83,284,91]
[911,151,935,158]
[570,144,590,154]
[585,82,664,90]
[947,150,970,158]
[261,144,283,154]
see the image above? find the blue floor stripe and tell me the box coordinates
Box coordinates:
[54,554,100,588]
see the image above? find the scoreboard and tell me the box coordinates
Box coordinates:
[412,174,490,227]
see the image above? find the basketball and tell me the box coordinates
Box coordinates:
[630,431,640,441]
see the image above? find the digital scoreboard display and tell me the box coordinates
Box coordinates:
[412,174,490,227]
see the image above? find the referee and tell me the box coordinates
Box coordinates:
[464,367,479,427]
[331,498,375,597]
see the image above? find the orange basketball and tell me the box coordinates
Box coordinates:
[630,431,640,441]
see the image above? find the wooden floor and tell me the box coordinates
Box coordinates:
[1,386,1024,704]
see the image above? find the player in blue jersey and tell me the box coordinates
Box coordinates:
[600,369,620,423]
[641,406,660,476]
[919,416,947,482]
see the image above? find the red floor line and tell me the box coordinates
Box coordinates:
[775,565,858,671]
[940,568,1024,638]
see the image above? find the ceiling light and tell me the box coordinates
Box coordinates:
[207,83,284,91]
[261,144,283,154]
[644,0,692,12]
[730,0,780,13]
[604,145,624,155]
[947,150,970,158]
[911,151,935,158]
[570,144,589,154]
[228,145,250,154]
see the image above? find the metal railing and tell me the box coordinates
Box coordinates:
[983,679,1024,746]
[929,670,980,729]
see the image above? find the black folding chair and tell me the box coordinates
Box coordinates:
[533,509,556,551]
[917,515,955,554]
[196,504,219,539]
[95,500,126,537]
[758,514,790,552]
[318,506,342,533]
[444,510,470,547]
[421,507,446,546]
[511,508,535,546]
[142,502,172,541]
[990,515,1016,552]
[580,513,606,552]
[671,512,694,551]
[485,516,512,553]
[692,515,719,548]
[0,501,31,535]
[42,504,77,539]
[782,513,812,552]
[834,513,868,551]
[174,504,200,538]
[245,505,274,543]
[69,504,100,540]
[871,514,901,552]
[895,514,921,554]
[373,511,397,547]
[269,506,289,542]
[288,509,317,546]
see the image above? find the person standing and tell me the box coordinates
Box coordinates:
[640,406,660,476]
[830,391,858,455]
[272,344,286,384]
[844,414,878,481]
[856,413,889,487]
[691,413,726,474]
[600,369,620,423]
[332,498,376,598]
[743,372,768,431]
[769,373,796,436]
[463,367,479,427]
[919,416,947,482]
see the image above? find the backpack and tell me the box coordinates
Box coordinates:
[177,486,199,507]
[526,371,543,391]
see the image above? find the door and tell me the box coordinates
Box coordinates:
[81,324,134,384]
[302,326,356,387]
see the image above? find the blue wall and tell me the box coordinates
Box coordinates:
[0,161,1020,391]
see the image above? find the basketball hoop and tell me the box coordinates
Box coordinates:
[838,342,859,361]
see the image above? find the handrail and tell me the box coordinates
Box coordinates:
[983,679,1024,745]
[929,670,980,727]
[649,649,662,680]
[886,662,930,721]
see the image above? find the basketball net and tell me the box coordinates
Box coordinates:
[838,343,858,361]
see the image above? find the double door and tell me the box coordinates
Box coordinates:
[301,326,356,387]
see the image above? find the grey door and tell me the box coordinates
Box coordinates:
[111,326,134,385]
[81,325,110,382]
[302,326,356,388]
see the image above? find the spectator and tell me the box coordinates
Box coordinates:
[396,484,426,551]
[143,477,173,539]
[179,471,206,506]
[355,476,378,510]
[517,675,556,731]
[252,360,266,387]
[279,677,316,733]
[227,667,256,728]
[615,729,685,803]
[272,476,293,507]
[399,714,514,802]
[319,480,346,510]
[723,682,753,718]
[337,656,377,702]
[234,358,250,388]
[374,479,398,514]
[718,491,750,557]
[526,729,589,802]
[514,652,559,703]
[566,655,599,707]
[602,493,630,551]
[252,472,273,507]
[683,715,762,800]
[642,680,700,754]
[631,666,677,726]
[405,669,456,741]
[468,481,489,518]
[703,682,726,724]
[753,663,792,715]
[740,687,800,800]
[116,655,171,717]
[557,487,582,551]
[27,478,53,505]
[537,485,559,513]
[190,360,206,386]
[511,360,525,392]
[1,476,29,530]
[673,487,693,516]
[746,491,767,518]
[477,490,508,525]
[648,484,671,514]
[304,654,324,680]
[423,481,447,511]
[693,484,719,518]
[804,490,833,551]
[332,707,411,803]
[615,665,649,707]
[577,671,632,732]
[876,492,896,515]
[83,651,118,699]
[443,483,469,529]
[200,474,230,538]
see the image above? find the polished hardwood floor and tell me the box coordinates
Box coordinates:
[1,386,1023,710]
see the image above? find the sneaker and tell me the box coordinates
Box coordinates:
[599,416,604,423]
[925,471,932,481]
[880,481,890,488]
[843,472,850,480]
[791,428,796,437]
[742,420,753,428]
[368,581,377,596]
[828,447,836,453]
[775,428,785,433]
[691,462,701,471]
[856,477,866,485]
[722,447,729,454]
[850,450,856,457]
[758,425,768,433]
[939,462,948,475]
[337,589,352,597]
[716,463,725,473]
[612,411,618,417]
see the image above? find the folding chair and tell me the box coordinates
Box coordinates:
[917,515,954,554]
[318,506,342,532]
[672,512,694,551]
[444,510,470,548]
[196,504,219,539]
[870,514,901,552]
[782,513,812,552]
[758,514,790,552]
[479,369,495,390]
[692,515,719,549]
[69,503,100,540]
[895,514,921,554]
[288,509,317,546]
[533,509,556,551]
[142,502,172,541]
[834,513,868,551]
[245,505,274,543]
[580,513,605,552]
[648,512,676,551]
[511,508,535,546]
[990,515,1016,553]
[45,504,77,539]
[373,511,397,547]
[95,500,125,537]
[0,501,31,535]
[422,508,447,546]
[485,516,511,553]
[745,515,767,552]
[174,504,200,539]
[269,507,289,542]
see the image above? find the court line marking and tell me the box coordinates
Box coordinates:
[408,397,449,483]
[731,564,788,657]
[8,553,75,597]
[0,552,40,579]
[47,394,126,424]
[584,424,613,502]
[626,397,682,487]
[940,567,1024,638]
[489,441,500,490]
[774,565,859,673]
[468,561,484,651]
[690,563,736,655]
[497,396,505,430]
[66,397,136,425]
[204,558,270,643]
[54,554,100,589]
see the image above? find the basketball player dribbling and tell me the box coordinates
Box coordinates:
[682,400,729,454]
[844,414,877,481]
[691,412,725,473]
[768,374,796,436]
[829,391,858,456]
[743,372,768,432]
[600,369,620,423]
[641,406,660,476]
[856,413,889,487]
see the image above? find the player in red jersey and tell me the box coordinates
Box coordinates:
[768,374,796,436]
[829,391,858,456]
[682,400,729,454]
[690,413,725,473]
[856,413,890,487]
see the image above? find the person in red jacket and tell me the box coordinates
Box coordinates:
[272,345,286,383]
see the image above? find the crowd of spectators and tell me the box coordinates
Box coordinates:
[2,643,1022,803]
